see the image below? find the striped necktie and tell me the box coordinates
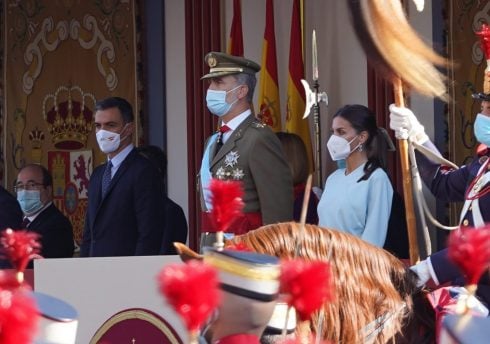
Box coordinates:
[101,160,113,197]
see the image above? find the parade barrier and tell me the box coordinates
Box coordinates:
[34,256,186,344]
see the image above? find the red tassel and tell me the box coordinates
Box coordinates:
[0,229,41,273]
[280,259,334,321]
[448,226,490,285]
[208,179,244,232]
[0,270,39,344]
[157,260,221,332]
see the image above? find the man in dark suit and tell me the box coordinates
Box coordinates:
[199,52,293,243]
[0,185,22,230]
[81,97,165,257]
[15,164,74,258]
[136,145,188,255]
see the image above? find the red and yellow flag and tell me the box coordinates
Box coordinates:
[285,0,313,171]
[257,0,281,131]
[227,0,244,56]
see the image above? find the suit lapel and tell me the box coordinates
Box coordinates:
[211,115,254,168]
[92,149,136,223]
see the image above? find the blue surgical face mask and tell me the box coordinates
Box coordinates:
[17,190,44,216]
[206,85,241,117]
[474,114,490,146]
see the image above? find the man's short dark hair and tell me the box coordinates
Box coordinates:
[95,97,134,123]
[18,164,53,187]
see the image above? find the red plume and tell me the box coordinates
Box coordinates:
[157,260,221,332]
[0,270,39,344]
[280,259,334,321]
[448,226,490,285]
[224,241,251,252]
[0,229,41,273]
[476,23,490,60]
[208,178,244,232]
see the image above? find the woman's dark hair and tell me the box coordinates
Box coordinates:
[333,104,389,182]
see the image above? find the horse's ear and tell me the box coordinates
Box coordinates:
[173,242,203,262]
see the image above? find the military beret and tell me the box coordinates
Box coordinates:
[203,247,280,302]
[472,92,490,101]
[201,52,261,80]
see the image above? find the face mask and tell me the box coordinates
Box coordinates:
[327,135,358,161]
[96,125,128,154]
[17,190,43,216]
[206,85,241,117]
[474,114,490,146]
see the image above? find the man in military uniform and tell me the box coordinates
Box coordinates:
[199,52,293,242]
[389,93,490,304]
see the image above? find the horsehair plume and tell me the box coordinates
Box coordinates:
[231,222,414,343]
[208,178,244,232]
[448,226,490,286]
[157,260,220,342]
[0,229,41,279]
[476,23,490,94]
[280,259,334,321]
[348,0,447,100]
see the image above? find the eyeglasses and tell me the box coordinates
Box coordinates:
[14,182,45,192]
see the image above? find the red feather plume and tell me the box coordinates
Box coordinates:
[448,226,490,285]
[157,260,221,332]
[0,270,39,344]
[280,259,334,321]
[224,241,251,252]
[0,229,41,273]
[208,178,244,232]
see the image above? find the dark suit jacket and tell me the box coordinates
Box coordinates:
[81,148,166,257]
[29,203,74,258]
[160,197,188,255]
[0,186,22,230]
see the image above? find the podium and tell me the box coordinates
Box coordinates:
[34,256,187,344]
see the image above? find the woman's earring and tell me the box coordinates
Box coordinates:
[358,144,363,152]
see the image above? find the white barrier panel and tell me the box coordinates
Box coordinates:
[34,256,187,344]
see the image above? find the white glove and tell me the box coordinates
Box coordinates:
[409,259,432,287]
[389,104,429,144]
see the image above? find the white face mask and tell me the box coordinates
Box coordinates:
[327,135,358,161]
[96,125,129,154]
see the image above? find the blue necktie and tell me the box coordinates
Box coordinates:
[101,160,113,197]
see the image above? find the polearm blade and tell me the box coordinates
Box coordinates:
[312,30,319,81]
[311,30,324,187]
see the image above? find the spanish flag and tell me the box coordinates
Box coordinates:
[257,0,281,131]
[285,0,313,171]
[227,0,244,56]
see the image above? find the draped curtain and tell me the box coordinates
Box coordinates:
[185,0,222,250]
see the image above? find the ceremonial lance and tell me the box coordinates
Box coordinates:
[302,30,328,187]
